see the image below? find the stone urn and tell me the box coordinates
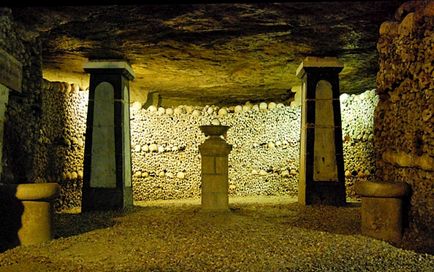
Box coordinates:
[199,125,232,211]
[199,125,229,137]
[0,182,60,248]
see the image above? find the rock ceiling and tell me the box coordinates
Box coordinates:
[10,1,403,105]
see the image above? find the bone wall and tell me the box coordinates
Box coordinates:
[130,102,301,201]
[38,78,378,210]
[37,79,87,209]
[0,8,43,184]
[375,1,434,238]
[341,90,378,196]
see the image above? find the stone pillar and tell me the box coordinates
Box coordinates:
[82,61,134,211]
[199,125,232,211]
[296,57,346,206]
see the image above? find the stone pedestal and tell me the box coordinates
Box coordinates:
[0,183,60,248]
[296,57,346,206]
[356,180,410,243]
[82,61,134,212]
[199,125,232,211]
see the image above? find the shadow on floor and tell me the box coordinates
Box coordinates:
[230,201,362,236]
[400,230,434,255]
[287,203,362,235]
[0,184,24,253]
[54,206,142,239]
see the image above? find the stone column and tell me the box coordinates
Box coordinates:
[296,57,346,206]
[82,61,134,211]
[199,125,232,211]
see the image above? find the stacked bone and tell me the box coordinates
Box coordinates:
[130,101,300,201]
[0,8,45,185]
[37,79,88,210]
[34,86,380,209]
[374,1,434,237]
[340,89,378,196]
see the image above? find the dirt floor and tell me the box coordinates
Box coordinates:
[0,196,433,271]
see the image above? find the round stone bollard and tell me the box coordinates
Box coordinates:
[1,183,60,246]
[355,180,410,244]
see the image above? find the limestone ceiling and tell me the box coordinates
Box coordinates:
[9,1,403,105]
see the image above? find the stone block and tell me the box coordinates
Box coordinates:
[201,192,229,211]
[215,156,228,174]
[356,181,410,244]
[360,197,404,244]
[201,156,215,174]
[19,201,54,245]
[202,175,228,193]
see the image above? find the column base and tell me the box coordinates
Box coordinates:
[82,187,132,212]
[303,182,346,206]
[201,192,229,212]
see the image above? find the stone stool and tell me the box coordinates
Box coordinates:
[1,183,60,247]
[355,180,410,244]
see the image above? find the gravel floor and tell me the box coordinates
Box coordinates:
[0,196,433,271]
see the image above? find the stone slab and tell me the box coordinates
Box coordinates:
[90,82,116,188]
[296,56,343,78]
[0,49,22,92]
[84,60,135,80]
[356,181,410,198]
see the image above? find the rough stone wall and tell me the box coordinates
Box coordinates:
[0,8,43,184]
[37,81,378,209]
[375,1,433,237]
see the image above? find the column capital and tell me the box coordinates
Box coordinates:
[296,57,344,78]
[84,60,135,80]
[199,138,232,156]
